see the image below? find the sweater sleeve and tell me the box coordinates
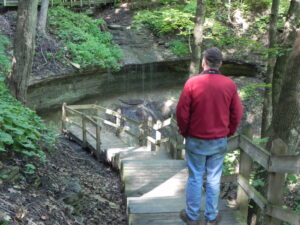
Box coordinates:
[176,81,192,137]
[228,89,243,137]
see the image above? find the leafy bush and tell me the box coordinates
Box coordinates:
[48,6,122,71]
[134,8,194,35]
[0,32,54,161]
[223,150,239,175]
[0,80,54,160]
[169,40,189,56]
[0,34,11,76]
[240,83,271,104]
[243,0,271,13]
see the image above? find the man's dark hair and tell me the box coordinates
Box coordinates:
[203,47,223,69]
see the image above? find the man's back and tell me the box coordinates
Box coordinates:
[176,72,243,140]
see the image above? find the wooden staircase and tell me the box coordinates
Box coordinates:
[62,103,300,225]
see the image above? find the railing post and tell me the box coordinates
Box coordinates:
[138,122,145,146]
[62,102,67,133]
[237,123,253,221]
[95,123,101,160]
[147,116,153,151]
[155,120,162,151]
[266,139,288,225]
[116,109,122,136]
[82,115,87,148]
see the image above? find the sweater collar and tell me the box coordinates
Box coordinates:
[201,69,220,74]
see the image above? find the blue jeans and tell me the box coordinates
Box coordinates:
[185,137,227,221]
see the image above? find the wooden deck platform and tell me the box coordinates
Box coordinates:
[67,125,242,225]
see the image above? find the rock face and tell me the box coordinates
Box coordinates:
[28,60,258,112]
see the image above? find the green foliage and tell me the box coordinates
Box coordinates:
[0,81,55,160]
[48,6,122,71]
[169,40,189,56]
[0,221,9,225]
[0,32,54,161]
[24,163,36,175]
[0,34,11,76]
[223,150,239,175]
[240,83,271,104]
[251,178,265,188]
[286,174,299,185]
[253,137,268,146]
[133,7,194,35]
[243,0,271,12]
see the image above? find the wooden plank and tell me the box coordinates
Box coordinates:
[222,174,238,183]
[129,211,240,225]
[266,204,300,225]
[123,126,140,138]
[237,175,268,210]
[67,104,95,110]
[153,118,172,130]
[65,106,83,116]
[157,137,169,145]
[115,151,170,170]
[266,139,289,225]
[85,116,98,127]
[85,128,96,140]
[104,119,118,128]
[269,155,300,174]
[67,120,82,129]
[122,160,187,197]
[239,135,270,169]
[128,196,236,214]
[93,116,117,128]
[237,126,253,220]
[227,135,239,152]
[122,116,141,126]
[106,146,147,164]
[147,136,156,144]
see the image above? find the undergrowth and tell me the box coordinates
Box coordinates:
[48,6,122,71]
[0,33,54,161]
[133,0,292,58]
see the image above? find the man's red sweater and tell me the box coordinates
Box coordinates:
[176,71,243,140]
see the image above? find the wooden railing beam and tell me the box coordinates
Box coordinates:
[239,134,270,169]
[237,124,253,220]
[266,139,288,225]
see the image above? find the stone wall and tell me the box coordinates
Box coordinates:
[28,59,259,112]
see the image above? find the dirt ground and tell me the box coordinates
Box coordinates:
[0,137,127,225]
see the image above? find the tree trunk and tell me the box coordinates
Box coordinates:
[189,0,206,77]
[272,0,300,114]
[270,29,300,153]
[261,0,280,137]
[6,0,38,105]
[38,0,50,35]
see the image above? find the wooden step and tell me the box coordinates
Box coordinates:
[127,196,240,225]
[127,196,235,214]
[115,150,171,170]
[121,160,187,197]
[106,146,148,166]
[129,211,241,225]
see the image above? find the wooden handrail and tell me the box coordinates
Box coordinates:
[62,103,300,225]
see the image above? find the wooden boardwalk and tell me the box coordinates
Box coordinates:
[66,127,241,225]
[62,103,300,225]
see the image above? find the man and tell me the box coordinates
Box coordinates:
[176,47,243,225]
